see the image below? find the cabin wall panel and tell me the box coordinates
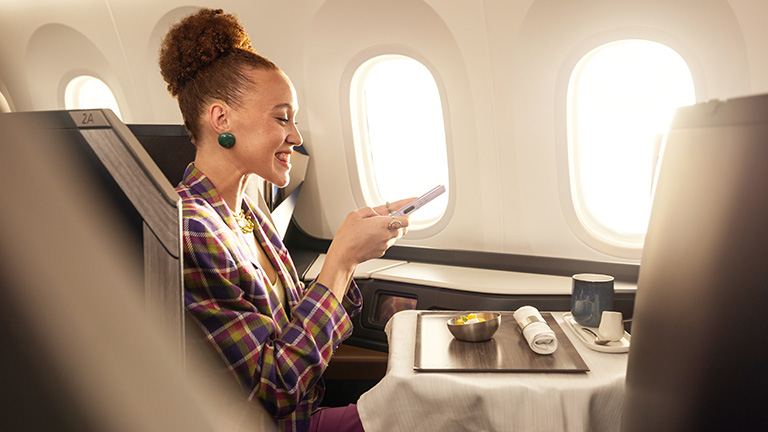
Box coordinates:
[729,0,768,93]
[25,24,123,115]
[141,4,219,125]
[109,1,192,124]
[479,0,537,256]
[502,0,751,262]
[1,0,766,265]
[422,0,506,250]
[298,0,494,253]
[0,5,49,111]
[15,4,136,120]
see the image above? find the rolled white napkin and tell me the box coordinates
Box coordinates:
[513,306,558,355]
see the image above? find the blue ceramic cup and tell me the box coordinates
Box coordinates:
[571,273,614,327]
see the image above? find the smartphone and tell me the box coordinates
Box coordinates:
[390,185,446,216]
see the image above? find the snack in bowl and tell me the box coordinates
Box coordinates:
[456,313,486,325]
[447,312,501,342]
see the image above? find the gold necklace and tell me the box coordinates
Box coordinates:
[234,209,255,234]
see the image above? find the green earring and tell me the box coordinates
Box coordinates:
[218,132,236,148]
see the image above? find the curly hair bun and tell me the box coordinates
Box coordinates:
[159,8,254,96]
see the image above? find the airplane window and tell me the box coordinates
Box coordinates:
[567,40,695,249]
[0,92,10,113]
[64,75,123,120]
[350,54,449,228]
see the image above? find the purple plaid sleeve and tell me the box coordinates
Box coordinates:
[177,164,362,432]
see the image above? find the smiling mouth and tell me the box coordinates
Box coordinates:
[276,152,291,165]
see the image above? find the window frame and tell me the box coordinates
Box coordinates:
[63,74,123,120]
[555,32,705,259]
[344,50,454,237]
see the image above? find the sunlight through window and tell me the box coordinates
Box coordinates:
[568,40,695,247]
[351,55,449,227]
[65,75,123,120]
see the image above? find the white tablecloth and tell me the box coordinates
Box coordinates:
[357,310,628,432]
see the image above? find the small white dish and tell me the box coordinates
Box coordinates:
[563,312,630,353]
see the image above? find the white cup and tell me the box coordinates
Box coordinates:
[598,311,624,342]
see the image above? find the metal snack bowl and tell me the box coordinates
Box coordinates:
[447,312,501,342]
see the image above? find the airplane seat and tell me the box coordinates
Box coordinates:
[622,94,768,431]
[0,109,188,354]
[0,110,276,431]
[128,124,195,187]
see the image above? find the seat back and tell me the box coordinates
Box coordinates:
[128,124,195,186]
[0,110,275,431]
[623,94,768,431]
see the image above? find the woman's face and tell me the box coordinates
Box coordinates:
[228,68,302,187]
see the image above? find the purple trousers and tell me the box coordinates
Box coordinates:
[309,404,365,432]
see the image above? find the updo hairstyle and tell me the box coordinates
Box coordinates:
[158,8,277,143]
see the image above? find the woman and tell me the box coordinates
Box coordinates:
[158,8,411,432]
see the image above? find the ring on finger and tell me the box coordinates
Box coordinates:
[388,217,403,230]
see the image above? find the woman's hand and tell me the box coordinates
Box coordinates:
[334,197,414,261]
[317,197,415,300]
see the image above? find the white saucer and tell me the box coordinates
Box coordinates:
[562,312,630,353]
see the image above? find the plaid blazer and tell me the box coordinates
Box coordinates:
[177,164,362,432]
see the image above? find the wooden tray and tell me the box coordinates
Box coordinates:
[414,311,589,372]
